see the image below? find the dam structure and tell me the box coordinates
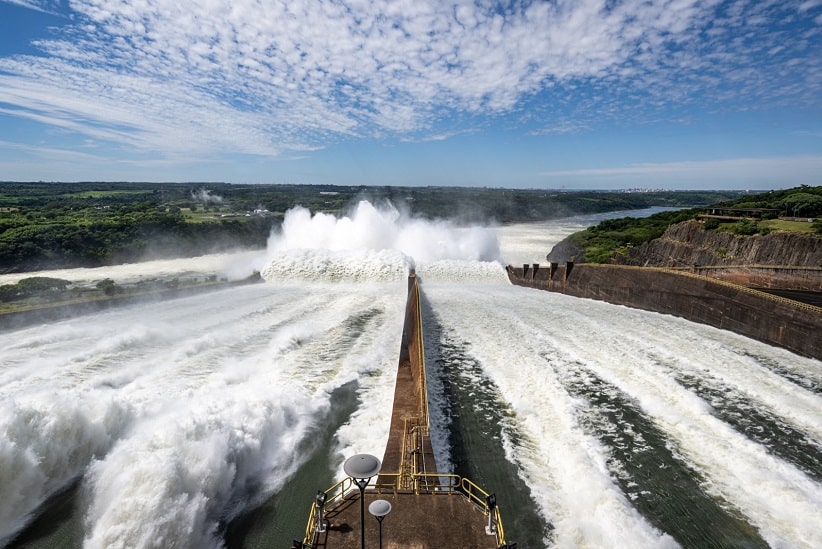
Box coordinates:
[295,272,509,548]
[507,262,822,361]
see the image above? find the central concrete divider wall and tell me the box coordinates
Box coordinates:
[381,272,437,485]
[508,263,822,361]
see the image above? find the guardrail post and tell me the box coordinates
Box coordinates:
[485,493,497,536]
[315,491,327,533]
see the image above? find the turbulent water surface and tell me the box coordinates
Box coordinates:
[1,204,819,548]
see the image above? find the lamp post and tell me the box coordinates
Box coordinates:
[343,453,382,549]
[368,499,392,549]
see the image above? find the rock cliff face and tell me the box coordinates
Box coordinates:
[615,221,822,267]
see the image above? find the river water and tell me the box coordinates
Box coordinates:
[1,205,819,548]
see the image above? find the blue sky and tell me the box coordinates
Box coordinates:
[0,0,820,190]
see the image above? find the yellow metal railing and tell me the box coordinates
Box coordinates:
[302,476,353,542]
[395,276,432,491]
[303,472,506,547]
[410,278,429,426]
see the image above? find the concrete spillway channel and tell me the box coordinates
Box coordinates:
[508,262,822,361]
[296,273,509,548]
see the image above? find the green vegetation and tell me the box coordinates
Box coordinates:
[0,182,743,273]
[721,219,771,236]
[566,185,821,263]
[0,277,71,305]
[568,209,696,263]
[0,276,80,312]
[0,183,280,273]
[711,185,822,217]
[0,273,232,313]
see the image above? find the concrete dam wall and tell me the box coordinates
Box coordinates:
[685,265,822,292]
[381,272,436,483]
[507,263,822,361]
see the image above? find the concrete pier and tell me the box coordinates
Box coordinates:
[298,273,507,548]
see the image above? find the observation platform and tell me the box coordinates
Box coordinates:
[295,274,508,548]
[309,483,498,548]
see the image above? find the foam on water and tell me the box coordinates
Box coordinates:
[0,394,132,545]
[0,280,407,547]
[10,204,808,547]
[258,200,528,286]
[421,282,822,547]
[82,391,318,549]
[260,248,412,283]
[416,259,510,283]
[422,283,679,547]
[0,251,265,287]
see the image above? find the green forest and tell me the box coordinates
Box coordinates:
[565,185,822,263]
[0,182,742,273]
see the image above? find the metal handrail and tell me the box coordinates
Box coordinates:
[410,473,506,545]
[305,472,506,546]
[303,476,355,542]
[301,274,507,546]
[411,279,429,426]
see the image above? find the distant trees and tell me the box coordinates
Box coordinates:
[719,185,822,218]
[0,181,755,273]
[779,192,822,218]
[0,195,277,273]
[567,209,696,263]
[0,277,70,302]
[96,278,120,296]
[565,185,820,263]
[731,219,770,236]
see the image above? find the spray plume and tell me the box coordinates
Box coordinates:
[260,201,502,283]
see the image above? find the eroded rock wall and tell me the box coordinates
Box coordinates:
[616,221,822,268]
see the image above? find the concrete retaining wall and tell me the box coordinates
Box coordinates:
[382,273,436,479]
[685,266,822,291]
[508,263,822,361]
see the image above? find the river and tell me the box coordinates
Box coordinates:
[1,205,819,548]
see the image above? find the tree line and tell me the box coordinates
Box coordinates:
[0,182,744,273]
[564,185,822,263]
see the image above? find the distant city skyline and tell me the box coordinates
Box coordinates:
[0,1,820,190]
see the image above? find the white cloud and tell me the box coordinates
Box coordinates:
[1,0,54,13]
[529,122,591,136]
[0,0,819,163]
[799,0,822,12]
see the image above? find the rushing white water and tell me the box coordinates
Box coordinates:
[422,282,822,547]
[0,282,408,548]
[1,202,819,548]
[0,251,265,287]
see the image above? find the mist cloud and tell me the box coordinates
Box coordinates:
[268,200,501,264]
[191,189,224,204]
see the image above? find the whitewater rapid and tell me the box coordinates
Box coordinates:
[421,281,821,547]
[1,204,818,548]
[0,280,407,548]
